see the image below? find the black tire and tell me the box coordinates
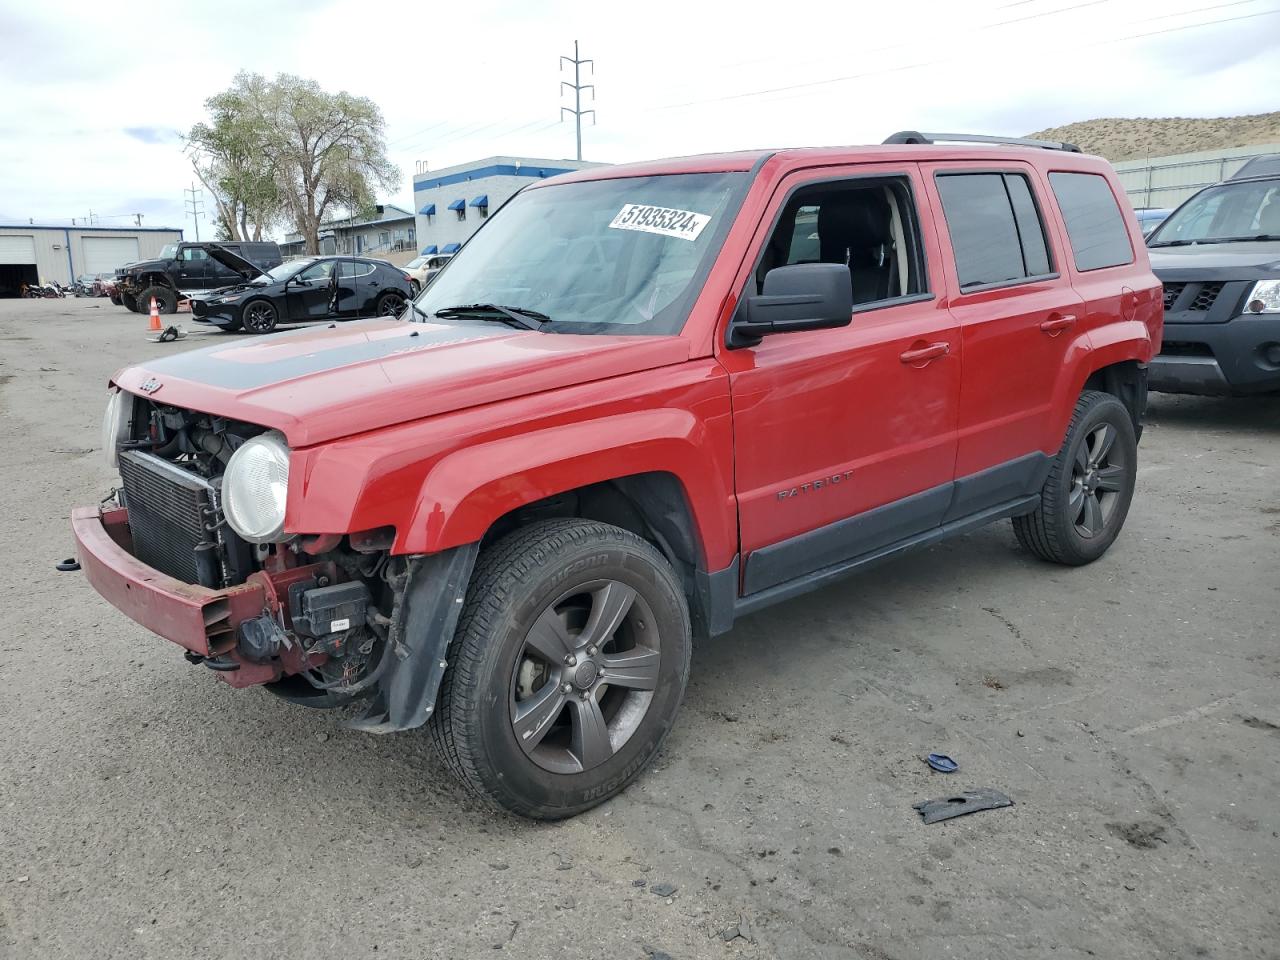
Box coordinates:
[242,299,279,334]
[138,285,177,315]
[375,292,405,317]
[120,292,139,312]
[430,519,692,819]
[1013,390,1137,566]
[108,292,122,306]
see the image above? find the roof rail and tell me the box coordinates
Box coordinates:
[883,131,1082,153]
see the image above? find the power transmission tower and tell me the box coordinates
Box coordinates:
[184,184,204,241]
[560,40,595,162]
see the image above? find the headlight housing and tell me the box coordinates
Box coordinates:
[102,388,131,467]
[222,430,291,543]
[1245,280,1280,314]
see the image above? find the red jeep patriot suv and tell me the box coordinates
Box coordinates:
[74,132,1162,818]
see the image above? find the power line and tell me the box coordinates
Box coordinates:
[184,184,204,242]
[649,4,1280,112]
[560,40,595,162]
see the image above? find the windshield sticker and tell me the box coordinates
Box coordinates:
[609,203,711,241]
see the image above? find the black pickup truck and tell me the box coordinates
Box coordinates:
[115,241,282,314]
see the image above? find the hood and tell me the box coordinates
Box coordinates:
[205,243,265,280]
[113,319,691,447]
[124,257,167,274]
[1148,240,1280,281]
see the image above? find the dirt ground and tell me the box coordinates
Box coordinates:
[2,297,1277,960]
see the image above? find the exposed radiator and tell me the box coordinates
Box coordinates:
[118,450,224,586]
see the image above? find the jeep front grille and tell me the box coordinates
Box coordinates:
[118,450,224,587]
[1162,282,1185,311]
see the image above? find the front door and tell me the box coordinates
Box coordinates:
[718,166,962,595]
[921,163,1086,483]
[285,260,337,320]
[174,246,208,290]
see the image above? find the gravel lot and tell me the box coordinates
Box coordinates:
[2,297,1278,960]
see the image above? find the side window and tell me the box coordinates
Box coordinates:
[298,261,335,282]
[338,261,376,279]
[179,247,208,262]
[755,176,927,307]
[935,172,1054,289]
[1047,172,1133,271]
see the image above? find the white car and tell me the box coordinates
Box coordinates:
[404,253,453,294]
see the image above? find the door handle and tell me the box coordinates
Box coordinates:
[1040,313,1077,335]
[899,342,950,365]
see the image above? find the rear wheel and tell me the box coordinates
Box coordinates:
[430,519,692,819]
[242,299,279,334]
[375,292,405,317]
[138,285,177,315]
[1013,390,1137,565]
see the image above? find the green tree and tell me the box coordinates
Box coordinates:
[189,73,399,253]
[187,75,282,241]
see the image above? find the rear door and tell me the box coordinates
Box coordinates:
[718,164,962,595]
[921,162,1086,495]
[336,260,380,316]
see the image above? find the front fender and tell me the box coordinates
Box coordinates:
[407,408,735,564]
[288,359,739,570]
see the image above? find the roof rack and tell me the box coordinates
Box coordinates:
[883,131,1082,153]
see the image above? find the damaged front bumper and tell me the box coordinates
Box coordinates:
[71,505,479,730]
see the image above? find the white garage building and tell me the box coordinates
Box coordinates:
[0,224,183,296]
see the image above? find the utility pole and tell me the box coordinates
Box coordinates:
[134,213,144,227]
[560,40,595,162]
[184,183,204,241]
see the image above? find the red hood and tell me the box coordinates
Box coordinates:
[114,319,690,446]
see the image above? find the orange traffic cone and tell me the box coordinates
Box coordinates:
[148,296,162,332]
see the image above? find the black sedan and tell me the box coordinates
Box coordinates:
[191,250,414,334]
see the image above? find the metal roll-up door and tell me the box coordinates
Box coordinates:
[0,235,37,264]
[82,236,140,275]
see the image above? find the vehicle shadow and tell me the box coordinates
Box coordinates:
[1146,390,1280,432]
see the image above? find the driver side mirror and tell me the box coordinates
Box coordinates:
[727,262,853,349]
[292,276,312,287]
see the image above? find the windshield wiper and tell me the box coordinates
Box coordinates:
[1151,235,1280,247]
[433,303,550,331]
[407,299,431,322]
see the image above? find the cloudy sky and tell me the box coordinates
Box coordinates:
[1,0,1277,237]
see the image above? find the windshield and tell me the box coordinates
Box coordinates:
[1149,179,1280,245]
[256,259,314,284]
[158,244,178,259]
[415,172,747,335]
[406,256,427,269]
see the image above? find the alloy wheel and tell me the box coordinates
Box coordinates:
[244,302,275,333]
[509,579,661,774]
[1069,422,1127,538]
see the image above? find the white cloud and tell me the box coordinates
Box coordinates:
[1,0,1276,234]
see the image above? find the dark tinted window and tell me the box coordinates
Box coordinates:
[1006,176,1052,276]
[936,173,1054,288]
[1048,172,1133,270]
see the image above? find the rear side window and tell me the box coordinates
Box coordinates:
[1048,172,1133,271]
[935,172,1054,289]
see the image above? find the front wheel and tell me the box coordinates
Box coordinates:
[120,292,139,312]
[430,519,692,819]
[242,299,279,334]
[1013,390,1137,565]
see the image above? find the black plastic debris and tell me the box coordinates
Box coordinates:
[55,557,81,572]
[913,788,1013,824]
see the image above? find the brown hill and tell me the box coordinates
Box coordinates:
[1026,112,1280,161]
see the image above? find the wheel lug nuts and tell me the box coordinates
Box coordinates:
[561,682,572,693]
[579,691,590,700]
[586,645,596,656]
[564,654,576,666]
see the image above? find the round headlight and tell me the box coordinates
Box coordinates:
[223,430,291,543]
[102,388,131,468]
